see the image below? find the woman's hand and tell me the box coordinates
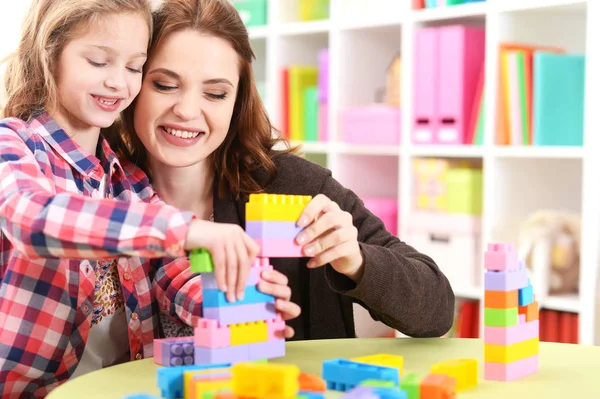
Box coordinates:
[295,194,365,282]
[257,269,301,339]
[185,219,259,302]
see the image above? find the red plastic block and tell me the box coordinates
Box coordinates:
[484,355,538,381]
[420,373,456,399]
[254,238,304,258]
[299,373,327,392]
[484,320,539,345]
[485,243,518,272]
[519,301,539,322]
[267,314,286,340]
[195,319,231,348]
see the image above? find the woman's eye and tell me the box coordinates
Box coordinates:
[153,81,177,91]
[87,60,106,67]
[207,92,227,100]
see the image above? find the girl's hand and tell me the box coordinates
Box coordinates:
[257,269,301,339]
[295,194,365,282]
[185,219,260,302]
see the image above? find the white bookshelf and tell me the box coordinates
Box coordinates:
[253,0,600,344]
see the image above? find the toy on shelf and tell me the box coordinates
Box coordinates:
[413,0,486,10]
[483,242,540,381]
[299,0,329,21]
[231,0,267,28]
[413,25,485,145]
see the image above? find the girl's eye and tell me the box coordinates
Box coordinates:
[153,81,177,91]
[88,60,106,67]
[127,67,143,74]
[207,92,227,100]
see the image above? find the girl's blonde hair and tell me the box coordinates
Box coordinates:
[1,0,153,121]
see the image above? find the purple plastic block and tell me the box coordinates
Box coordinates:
[201,268,258,290]
[247,339,285,361]
[161,339,195,367]
[484,268,528,291]
[245,220,303,239]
[195,345,249,365]
[202,301,277,325]
[318,49,329,103]
[341,387,379,399]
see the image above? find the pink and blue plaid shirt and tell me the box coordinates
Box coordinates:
[0,111,203,398]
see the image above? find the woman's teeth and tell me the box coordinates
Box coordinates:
[164,127,201,139]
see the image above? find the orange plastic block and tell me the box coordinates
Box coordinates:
[484,290,518,309]
[518,300,539,322]
[421,373,457,399]
[298,373,326,392]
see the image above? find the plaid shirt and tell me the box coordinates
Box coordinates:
[0,111,203,398]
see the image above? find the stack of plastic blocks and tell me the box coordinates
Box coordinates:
[483,243,540,381]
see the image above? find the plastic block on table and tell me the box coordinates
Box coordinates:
[484,267,528,291]
[121,395,158,399]
[322,359,400,392]
[484,307,519,327]
[195,345,250,365]
[399,372,427,399]
[351,354,404,378]
[420,374,456,399]
[156,363,231,399]
[246,193,312,222]
[202,285,274,307]
[153,337,195,367]
[430,358,478,391]
[484,243,518,271]
[518,301,539,322]
[230,320,268,346]
[484,289,518,308]
[232,362,299,399]
[484,320,539,345]
[202,301,277,325]
[246,220,303,239]
[299,372,327,392]
[518,283,534,306]
[254,237,305,258]
[190,248,215,273]
[484,338,539,363]
[267,314,286,340]
[195,319,231,349]
[484,355,538,381]
[247,339,286,361]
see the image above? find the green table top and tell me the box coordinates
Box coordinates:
[46,338,600,398]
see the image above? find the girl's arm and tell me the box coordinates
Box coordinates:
[319,175,455,338]
[0,124,193,260]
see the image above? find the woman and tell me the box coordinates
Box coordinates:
[114,0,455,340]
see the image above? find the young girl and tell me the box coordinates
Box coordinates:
[0,0,264,396]
[116,0,456,341]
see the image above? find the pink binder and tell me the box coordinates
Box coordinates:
[437,25,485,145]
[412,27,439,144]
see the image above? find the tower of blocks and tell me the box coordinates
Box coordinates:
[483,243,540,381]
[154,194,312,369]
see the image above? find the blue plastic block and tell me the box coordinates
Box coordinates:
[323,359,400,392]
[121,395,158,399]
[425,0,437,7]
[297,392,326,399]
[202,285,274,307]
[533,52,585,147]
[518,283,534,306]
[156,363,231,399]
[372,386,408,399]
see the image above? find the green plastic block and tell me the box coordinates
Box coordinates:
[232,0,267,27]
[361,379,396,388]
[303,86,319,142]
[484,307,519,327]
[400,373,426,399]
[447,168,483,215]
[190,249,214,273]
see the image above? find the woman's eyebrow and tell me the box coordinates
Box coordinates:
[147,67,181,79]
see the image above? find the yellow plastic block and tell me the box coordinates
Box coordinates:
[230,321,268,346]
[484,338,539,364]
[430,358,478,391]
[351,354,404,377]
[193,377,231,399]
[245,194,312,222]
[232,362,299,399]
[183,368,231,399]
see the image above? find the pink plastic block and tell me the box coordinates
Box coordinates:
[254,238,304,258]
[518,314,526,324]
[247,339,285,361]
[413,27,439,144]
[484,268,528,291]
[202,302,277,326]
[339,105,401,145]
[251,257,273,284]
[194,319,231,348]
[319,103,329,141]
[484,320,539,345]
[266,314,286,341]
[484,355,539,381]
[363,198,398,236]
[154,337,195,367]
[485,243,518,272]
[436,25,485,145]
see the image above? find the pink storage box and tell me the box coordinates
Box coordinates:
[363,198,398,236]
[340,105,401,145]
[319,103,329,141]
[406,212,481,289]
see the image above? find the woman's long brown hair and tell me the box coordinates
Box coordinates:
[112,0,296,199]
